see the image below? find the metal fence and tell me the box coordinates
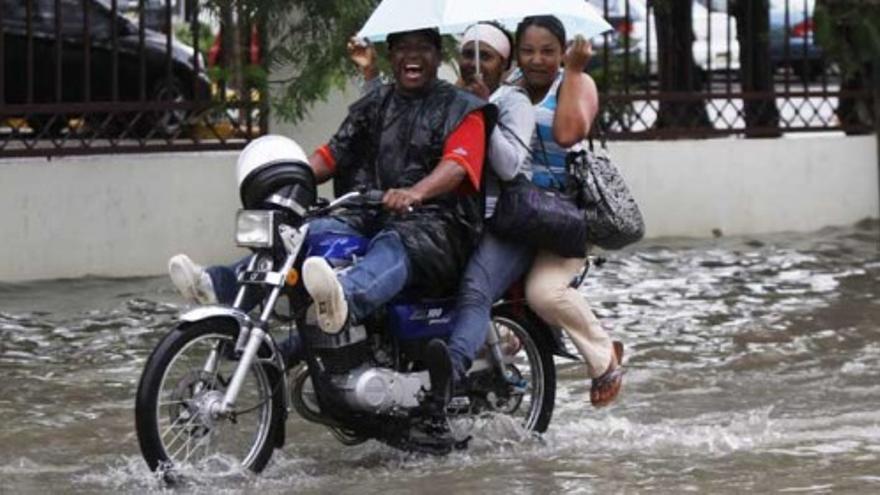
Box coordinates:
[590,0,875,139]
[0,0,875,158]
[0,0,265,157]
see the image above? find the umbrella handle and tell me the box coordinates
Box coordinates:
[475,25,481,80]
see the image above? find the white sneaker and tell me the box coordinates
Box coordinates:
[302,257,348,334]
[168,254,218,305]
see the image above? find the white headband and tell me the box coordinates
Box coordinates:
[461,23,511,61]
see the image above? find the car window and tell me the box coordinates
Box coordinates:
[1,0,44,32]
[586,0,646,21]
[33,0,111,38]
[697,0,729,12]
[770,0,815,11]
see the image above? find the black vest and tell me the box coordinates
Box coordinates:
[333,80,497,297]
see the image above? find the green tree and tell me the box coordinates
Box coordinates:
[814,0,879,131]
[257,0,381,123]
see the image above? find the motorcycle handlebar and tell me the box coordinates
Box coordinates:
[312,189,437,217]
[360,189,386,205]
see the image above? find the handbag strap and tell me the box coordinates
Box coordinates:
[587,119,608,152]
[496,120,531,155]
[533,125,567,191]
[497,120,566,191]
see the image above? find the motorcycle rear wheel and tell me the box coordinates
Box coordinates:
[135,318,284,474]
[472,310,556,433]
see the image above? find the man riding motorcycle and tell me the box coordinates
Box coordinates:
[303,26,498,411]
[174,27,497,412]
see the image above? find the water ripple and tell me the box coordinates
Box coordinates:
[0,222,878,493]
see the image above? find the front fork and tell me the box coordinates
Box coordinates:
[213,225,308,416]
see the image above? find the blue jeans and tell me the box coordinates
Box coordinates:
[311,218,412,324]
[206,217,412,363]
[447,231,534,381]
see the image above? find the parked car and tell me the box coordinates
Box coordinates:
[584,0,647,77]
[118,0,176,33]
[768,0,824,79]
[1,0,210,135]
[588,0,740,77]
[698,0,823,80]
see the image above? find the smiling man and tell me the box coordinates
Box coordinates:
[167,29,495,408]
[301,28,497,405]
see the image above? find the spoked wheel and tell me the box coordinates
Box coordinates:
[135,318,284,475]
[464,311,556,434]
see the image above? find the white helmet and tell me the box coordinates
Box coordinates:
[236,134,308,186]
[236,135,316,211]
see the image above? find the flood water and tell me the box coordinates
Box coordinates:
[1,221,879,494]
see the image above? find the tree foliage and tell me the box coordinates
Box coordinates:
[256,0,381,123]
[814,0,879,128]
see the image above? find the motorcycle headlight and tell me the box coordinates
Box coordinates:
[236,210,276,248]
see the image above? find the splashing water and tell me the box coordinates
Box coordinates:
[1,222,879,493]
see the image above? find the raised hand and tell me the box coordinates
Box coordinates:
[563,35,593,73]
[347,37,378,80]
[462,77,491,100]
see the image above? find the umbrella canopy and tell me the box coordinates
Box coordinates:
[357,0,612,42]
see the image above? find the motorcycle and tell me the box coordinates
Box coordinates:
[134,135,584,475]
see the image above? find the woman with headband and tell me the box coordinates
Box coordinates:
[425,21,538,405]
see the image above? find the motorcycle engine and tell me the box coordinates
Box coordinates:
[335,367,427,413]
[299,317,429,415]
[301,322,372,374]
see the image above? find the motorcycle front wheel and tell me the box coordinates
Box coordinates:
[135,318,284,474]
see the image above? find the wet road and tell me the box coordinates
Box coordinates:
[1,221,878,494]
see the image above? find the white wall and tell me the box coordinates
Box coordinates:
[0,152,243,281]
[0,134,877,282]
[609,135,879,238]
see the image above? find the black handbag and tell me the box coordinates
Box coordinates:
[567,136,645,250]
[487,125,588,258]
[488,175,588,258]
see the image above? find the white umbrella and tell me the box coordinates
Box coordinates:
[357,0,612,42]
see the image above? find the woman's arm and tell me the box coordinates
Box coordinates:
[348,37,383,94]
[553,36,600,147]
[488,88,535,181]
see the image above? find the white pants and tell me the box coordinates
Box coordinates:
[525,250,614,378]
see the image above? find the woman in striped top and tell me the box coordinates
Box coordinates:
[513,16,624,408]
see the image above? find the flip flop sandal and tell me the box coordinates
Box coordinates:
[590,341,625,408]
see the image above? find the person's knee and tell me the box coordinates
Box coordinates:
[371,228,405,250]
[458,285,492,310]
[371,230,411,275]
[458,269,494,309]
[526,281,567,316]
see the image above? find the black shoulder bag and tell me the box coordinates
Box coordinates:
[487,125,589,259]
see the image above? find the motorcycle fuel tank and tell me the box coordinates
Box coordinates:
[305,233,369,268]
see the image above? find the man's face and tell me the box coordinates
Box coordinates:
[389,32,441,94]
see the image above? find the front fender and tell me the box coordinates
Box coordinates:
[180,305,254,328]
[178,305,289,384]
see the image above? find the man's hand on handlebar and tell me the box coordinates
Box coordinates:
[383,188,423,214]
